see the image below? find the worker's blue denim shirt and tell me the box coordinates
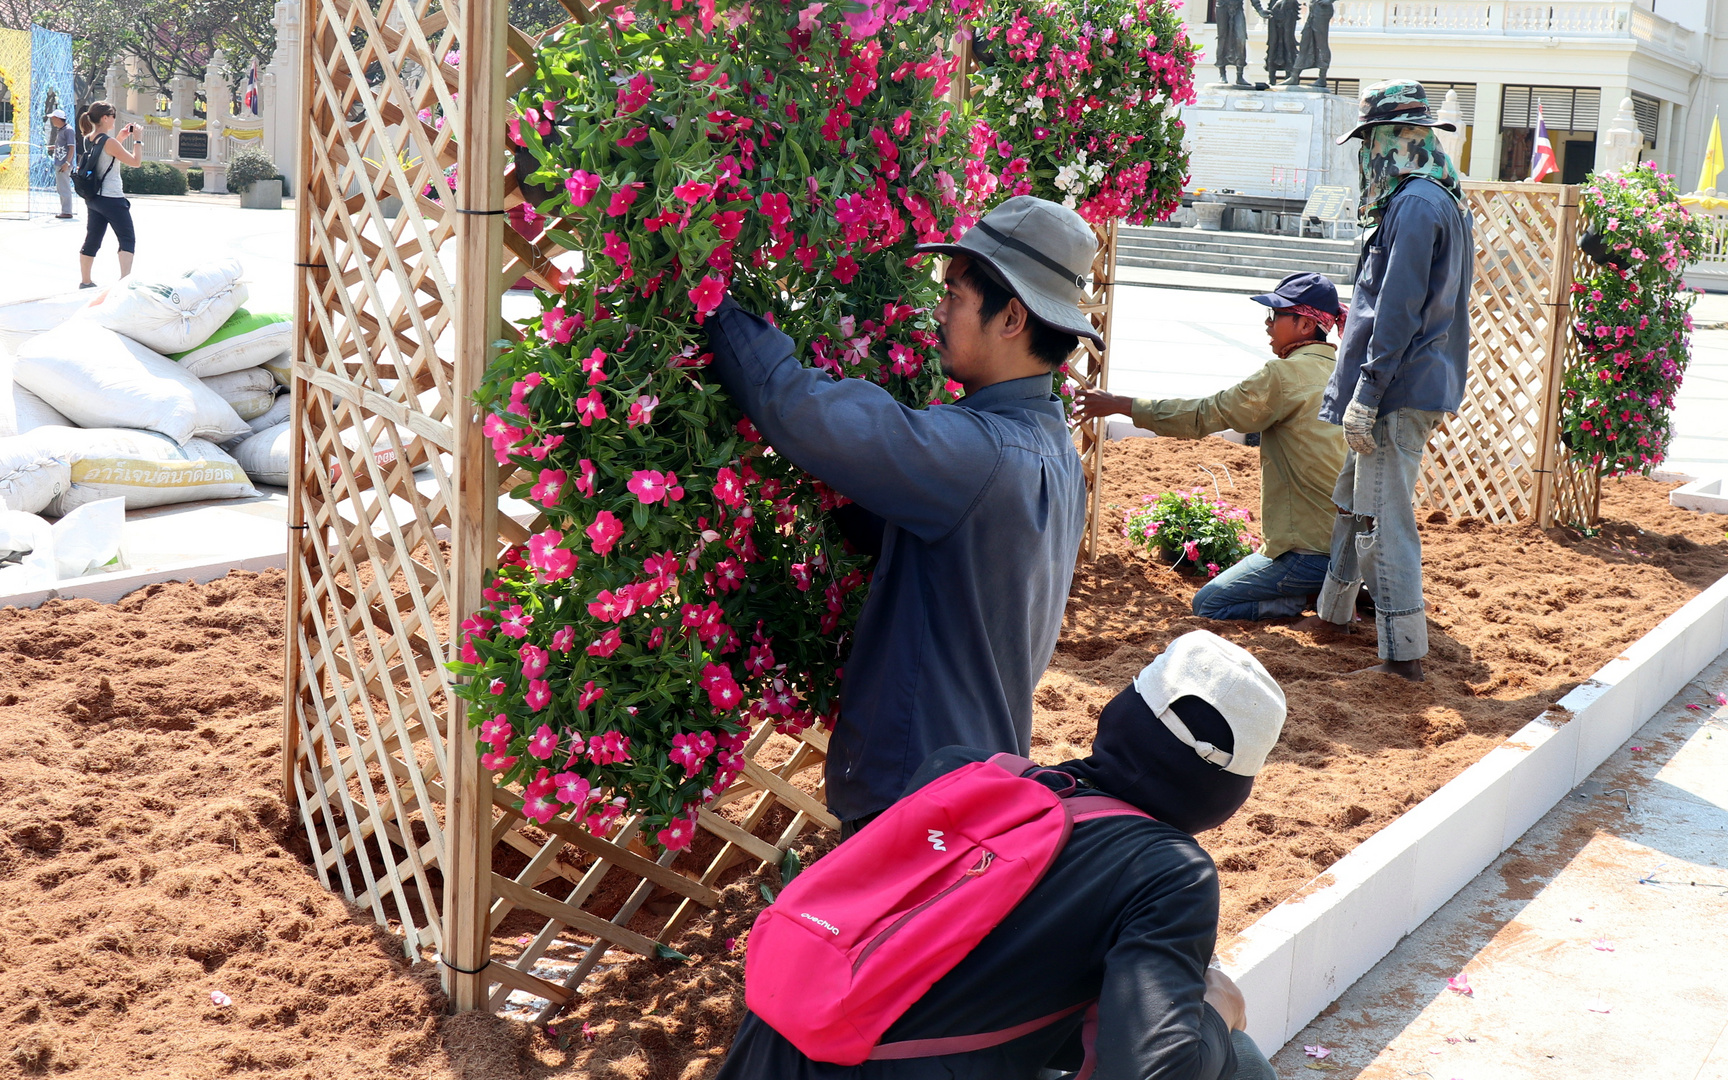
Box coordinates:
[705,298,1086,821]
[1322,177,1475,422]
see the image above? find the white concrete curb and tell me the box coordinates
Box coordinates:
[1670,476,1728,514]
[1223,571,1728,1054]
[0,549,288,610]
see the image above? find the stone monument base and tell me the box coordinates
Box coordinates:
[1181,87,1359,205]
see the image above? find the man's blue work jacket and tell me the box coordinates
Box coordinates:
[705,297,1087,822]
[1322,176,1475,422]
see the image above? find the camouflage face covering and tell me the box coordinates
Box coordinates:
[1357,124,1463,226]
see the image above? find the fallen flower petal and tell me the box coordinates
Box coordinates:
[210,991,232,1007]
[1588,999,1612,1013]
[1591,938,1615,951]
[1446,972,1473,995]
[1303,1045,1331,1059]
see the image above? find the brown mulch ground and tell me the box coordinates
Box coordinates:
[3,436,1726,1078]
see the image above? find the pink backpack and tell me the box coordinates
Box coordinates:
[744,753,1151,1066]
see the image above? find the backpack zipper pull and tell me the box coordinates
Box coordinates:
[966,851,995,877]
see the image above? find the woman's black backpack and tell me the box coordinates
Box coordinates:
[72,135,115,201]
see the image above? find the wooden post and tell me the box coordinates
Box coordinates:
[443,0,510,1013]
[282,0,324,807]
[1533,184,1582,529]
[1074,218,1117,561]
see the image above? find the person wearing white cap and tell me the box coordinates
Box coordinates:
[704,195,1099,838]
[718,630,1285,1080]
[47,109,76,219]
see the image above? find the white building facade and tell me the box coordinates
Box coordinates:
[1183,0,1725,188]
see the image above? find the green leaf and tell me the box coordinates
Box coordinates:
[779,848,802,884]
[760,882,777,904]
[655,943,691,961]
[544,229,582,251]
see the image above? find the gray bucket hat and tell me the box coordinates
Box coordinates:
[915,195,1104,348]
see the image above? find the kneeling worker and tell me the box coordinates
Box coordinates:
[1076,273,1348,620]
[719,630,1284,1080]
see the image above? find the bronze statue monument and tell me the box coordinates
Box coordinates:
[1286,0,1335,88]
[1213,0,1250,87]
[1251,0,1300,86]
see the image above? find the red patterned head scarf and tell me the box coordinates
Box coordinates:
[1285,302,1344,335]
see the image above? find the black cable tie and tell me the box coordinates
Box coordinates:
[455,208,508,216]
[288,524,309,531]
[295,261,328,268]
[439,954,493,974]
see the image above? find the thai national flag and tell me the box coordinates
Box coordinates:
[1529,103,1558,182]
[243,60,260,115]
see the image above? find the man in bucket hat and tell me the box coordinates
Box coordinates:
[717,630,1284,1079]
[703,195,1094,836]
[1074,271,1348,621]
[1305,80,1474,681]
[48,109,76,219]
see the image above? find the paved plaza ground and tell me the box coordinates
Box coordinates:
[3,196,1727,1073]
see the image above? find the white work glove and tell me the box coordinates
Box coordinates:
[1341,398,1378,456]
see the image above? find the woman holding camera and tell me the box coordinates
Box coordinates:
[76,101,144,288]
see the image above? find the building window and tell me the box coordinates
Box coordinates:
[1421,81,1477,125]
[1500,86,1603,133]
[1498,86,1602,182]
[1630,92,1661,146]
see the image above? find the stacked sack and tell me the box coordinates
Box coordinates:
[0,258,295,521]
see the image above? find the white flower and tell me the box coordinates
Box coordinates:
[1025,94,1044,114]
[1062,193,1079,209]
[1093,77,1103,88]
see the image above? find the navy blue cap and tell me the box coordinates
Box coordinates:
[1249,272,1341,316]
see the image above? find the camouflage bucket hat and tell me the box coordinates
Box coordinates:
[1336,79,1458,144]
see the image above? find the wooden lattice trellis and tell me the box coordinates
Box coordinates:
[284,1,1122,1020]
[1419,181,1600,528]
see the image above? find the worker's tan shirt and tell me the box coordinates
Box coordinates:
[1129,341,1347,560]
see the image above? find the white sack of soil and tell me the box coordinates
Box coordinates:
[87,259,249,355]
[0,291,100,355]
[232,421,291,487]
[199,368,278,421]
[247,393,291,434]
[168,309,292,378]
[14,322,251,446]
[0,427,258,516]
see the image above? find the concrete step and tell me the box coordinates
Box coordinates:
[1116,247,1357,281]
[1122,226,1359,259]
[1116,237,1359,263]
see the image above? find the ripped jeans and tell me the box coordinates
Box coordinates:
[1316,407,1442,661]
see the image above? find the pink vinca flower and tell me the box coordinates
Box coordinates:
[578,680,605,710]
[657,811,697,851]
[586,511,624,556]
[531,468,566,508]
[539,305,580,344]
[498,604,532,639]
[526,679,552,711]
[689,276,726,320]
[481,749,519,772]
[574,458,598,497]
[589,730,630,764]
[553,771,591,806]
[528,723,558,759]
[527,528,575,582]
[565,170,601,207]
[551,625,576,653]
[522,790,559,824]
[627,470,673,504]
[627,395,660,427]
[480,715,513,747]
[519,643,549,680]
[575,390,608,426]
[581,347,609,385]
[587,628,622,657]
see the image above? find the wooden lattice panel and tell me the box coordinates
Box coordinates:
[1417,181,1597,528]
[287,0,857,1019]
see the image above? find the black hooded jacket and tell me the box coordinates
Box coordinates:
[715,687,1246,1080]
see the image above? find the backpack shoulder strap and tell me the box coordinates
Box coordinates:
[986,752,1037,776]
[867,1000,1091,1060]
[1064,792,1153,825]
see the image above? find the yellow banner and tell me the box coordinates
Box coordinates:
[0,28,33,209]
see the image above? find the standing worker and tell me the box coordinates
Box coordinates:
[1312,80,1473,681]
[48,109,76,219]
[1075,272,1348,621]
[76,102,144,288]
[703,195,1093,837]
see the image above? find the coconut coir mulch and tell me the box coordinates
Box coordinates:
[3,437,1726,1079]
